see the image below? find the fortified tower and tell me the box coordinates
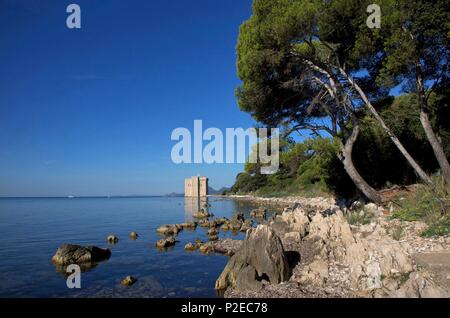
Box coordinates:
[184,176,208,197]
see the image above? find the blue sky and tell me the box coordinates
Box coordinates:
[0,0,256,197]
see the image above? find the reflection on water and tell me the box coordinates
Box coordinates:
[184,197,209,220]
[0,196,279,298]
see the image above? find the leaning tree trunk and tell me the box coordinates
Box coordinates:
[340,68,433,185]
[338,125,382,204]
[416,71,450,181]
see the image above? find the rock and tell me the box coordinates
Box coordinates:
[364,203,384,217]
[218,217,229,224]
[209,234,219,241]
[156,224,182,236]
[391,272,449,298]
[284,232,301,242]
[193,210,211,218]
[298,259,329,286]
[199,243,214,254]
[129,232,138,240]
[350,200,364,211]
[121,276,137,286]
[51,244,111,266]
[279,208,415,293]
[184,242,198,251]
[250,207,267,219]
[207,228,218,236]
[107,235,119,244]
[156,236,176,249]
[229,219,243,231]
[270,209,309,238]
[215,225,290,292]
[180,221,197,230]
[212,239,243,256]
[240,220,253,232]
[233,212,245,222]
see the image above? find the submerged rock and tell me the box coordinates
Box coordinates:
[215,225,290,292]
[121,275,137,286]
[52,244,111,266]
[129,232,138,240]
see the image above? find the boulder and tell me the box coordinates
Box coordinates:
[129,232,138,240]
[215,225,290,292]
[51,244,111,266]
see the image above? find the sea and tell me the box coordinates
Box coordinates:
[0,196,277,297]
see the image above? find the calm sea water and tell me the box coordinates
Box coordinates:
[0,196,276,298]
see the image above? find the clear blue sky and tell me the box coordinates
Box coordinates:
[0,0,256,197]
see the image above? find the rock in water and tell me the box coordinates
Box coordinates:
[215,225,289,292]
[156,224,182,236]
[129,232,138,240]
[107,235,119,244]
[184,242,198,251]
[156,236,176,249]
[192,210,210,218]
[51,244,111,266]
[121,276,137,286]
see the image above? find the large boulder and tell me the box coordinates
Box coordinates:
[52,244,111,266]
[215,225,290,292]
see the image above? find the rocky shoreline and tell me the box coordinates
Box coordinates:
[51,194,450,298]
[218,195,450,298]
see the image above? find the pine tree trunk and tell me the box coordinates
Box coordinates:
[416,72,450,181]
[340,68,433,185]
[338,125,382,204]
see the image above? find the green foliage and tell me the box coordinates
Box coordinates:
[392,176,450,237]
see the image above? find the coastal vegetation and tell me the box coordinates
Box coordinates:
[229,0,449,232]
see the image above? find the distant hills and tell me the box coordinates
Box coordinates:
[164,186,229,197]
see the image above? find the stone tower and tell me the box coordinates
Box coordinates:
[184,176,208,197]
